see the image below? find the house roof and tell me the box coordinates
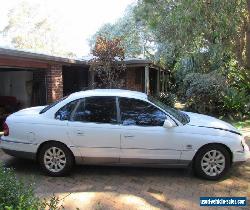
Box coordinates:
[0,47,83,65]
[0,47,165,70]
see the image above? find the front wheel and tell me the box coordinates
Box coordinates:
[194,145,231,180]
[38,142,74,176]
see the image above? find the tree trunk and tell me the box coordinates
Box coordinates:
[235,27,245,67]
[246,0,250,69]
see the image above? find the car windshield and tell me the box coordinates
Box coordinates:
[39,96,68,114]
[148,96,190,125]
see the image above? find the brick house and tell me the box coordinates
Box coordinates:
[0,47,169,109]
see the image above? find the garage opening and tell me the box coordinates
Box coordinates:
[0,67,47,129]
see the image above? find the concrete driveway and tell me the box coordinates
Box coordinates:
[0,136,249,210]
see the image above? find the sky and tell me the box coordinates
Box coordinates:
[0,0,136,56]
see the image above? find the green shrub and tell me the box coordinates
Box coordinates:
[222,87,250,120]
[0,164,61,210]
[157,92,177,107]
[182,71,226,114]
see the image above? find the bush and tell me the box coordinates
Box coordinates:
[0,164,61,210]
[222,87,250,120]
[157,92,177,107]
[182,71,226,115]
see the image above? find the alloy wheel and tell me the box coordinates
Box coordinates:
[201,149,226,177]
[44,147,67,173]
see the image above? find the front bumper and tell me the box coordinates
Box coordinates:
[233,150,250,162]
[233,139,250,162]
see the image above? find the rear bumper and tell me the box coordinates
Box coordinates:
[2,148,36,160]
[0,137,37,160]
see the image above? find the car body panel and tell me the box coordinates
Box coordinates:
[0,89,249,168]
[120,125,182,163]
[67,121,121,163]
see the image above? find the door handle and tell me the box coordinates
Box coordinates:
[124,135,134,138]
[76,130,85,136]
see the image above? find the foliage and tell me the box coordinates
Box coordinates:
[135,0,248,67]
[89,6,155,58]
[232,119,250,129]
[182,72,226,114]
[0,1,73,57]
[225,62,250,93]
[157,92,177,107]
[222,87,250,119]
[132,0,250,118]
[0,164,62,210]
[89,36,126,88]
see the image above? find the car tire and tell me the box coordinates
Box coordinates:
[193,144,231,180]
[38,142,74,176]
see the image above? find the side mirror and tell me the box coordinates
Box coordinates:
[55,114,62,120]
[163,119,176,128]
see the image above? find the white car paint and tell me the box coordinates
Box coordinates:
[0,89,249,168]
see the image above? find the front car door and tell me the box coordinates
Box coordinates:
[119,97,182,165]
[67,96,120,164]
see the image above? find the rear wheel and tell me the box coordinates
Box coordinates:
[194,145,231,180]
[38,142,74,176]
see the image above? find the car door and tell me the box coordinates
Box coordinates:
[67,96,120,164]
[119,97,182,165]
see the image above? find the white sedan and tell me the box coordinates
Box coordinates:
[1,89,249,180]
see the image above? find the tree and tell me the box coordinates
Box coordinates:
[135,0,250,92]
[136,1,247,63]
[0,0,72,56]
[89,6,155,58]
[246,0,250,70]
[89,36,126,88]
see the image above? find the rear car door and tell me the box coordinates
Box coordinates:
[67,96,120,164]
[119,97,181,165]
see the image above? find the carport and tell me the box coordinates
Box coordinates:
[0,48,84,130]
[0,67,46,108]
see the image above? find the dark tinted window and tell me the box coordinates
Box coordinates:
[119,98,166,126]
[55,100,78,120]
[72,97,117,124]
[148,96,190,125]
[72,99,85,122]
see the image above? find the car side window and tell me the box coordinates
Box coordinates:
[55,100,79,120]
[72,96,117,124]
[119,97,166,126]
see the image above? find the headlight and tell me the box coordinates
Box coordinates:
[241,136,248,151]
[241,140,245,151]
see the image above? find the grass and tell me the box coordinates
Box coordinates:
[232,120,250,130]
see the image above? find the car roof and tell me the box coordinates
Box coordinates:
[69,89,148,100]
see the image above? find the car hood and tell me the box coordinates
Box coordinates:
[12,106,46,116]
[184,111,241,135]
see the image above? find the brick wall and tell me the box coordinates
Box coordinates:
[46,64,63,103]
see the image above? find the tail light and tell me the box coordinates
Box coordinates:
[3,122,9,136]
